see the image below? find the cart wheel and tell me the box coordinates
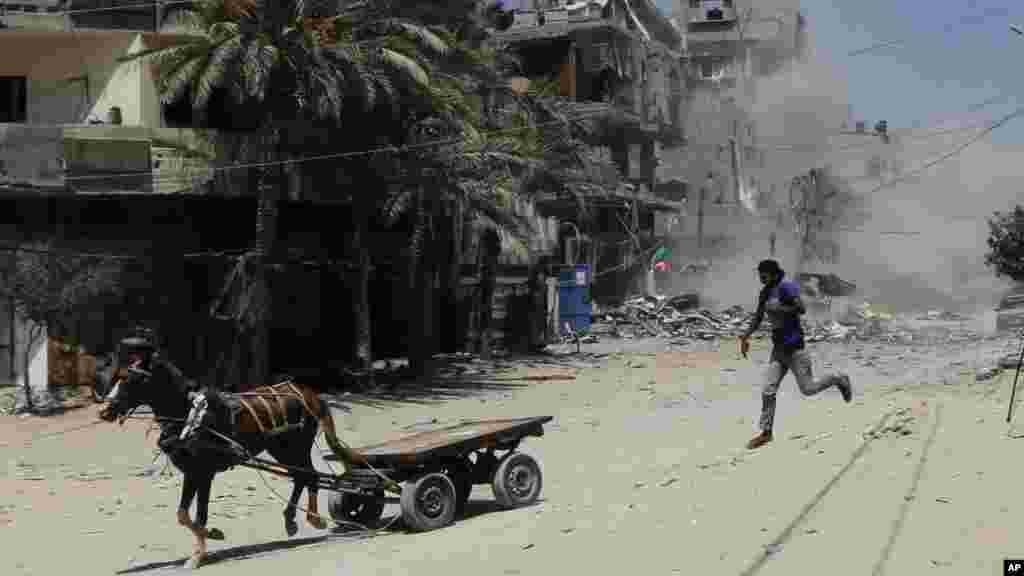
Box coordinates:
[445,459,473,517]
[400,473,458,532]
[328,491,385,529]
[492,452,542,509]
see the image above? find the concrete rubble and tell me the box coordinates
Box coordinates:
[590,294,763,342]
[585,295,995,346]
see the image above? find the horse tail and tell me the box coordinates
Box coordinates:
[313,393,362,472]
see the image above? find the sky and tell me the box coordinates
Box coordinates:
[650,0,1024,310]
[654,0,1024,145]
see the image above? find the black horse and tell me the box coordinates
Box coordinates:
[97,335,371,570]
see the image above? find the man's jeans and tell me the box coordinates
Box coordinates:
[759,346,844,432]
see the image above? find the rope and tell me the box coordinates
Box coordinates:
[120,413,406,537]
[199,425,405,537]
[252,458,405,538]
[60,109,615,183]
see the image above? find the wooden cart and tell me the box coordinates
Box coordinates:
[322,416,553,532]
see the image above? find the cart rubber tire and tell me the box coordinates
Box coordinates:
[492,452,542,509]
[328,491,385,529]
[400,473,458,532]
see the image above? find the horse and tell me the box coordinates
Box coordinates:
[97,342,382,570]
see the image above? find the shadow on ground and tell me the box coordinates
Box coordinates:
[1,383,100,418]
[115,499,537,573]
[327,350,610,409]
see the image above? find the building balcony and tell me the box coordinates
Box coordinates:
[686,17,784,52]
[685,1,739,26]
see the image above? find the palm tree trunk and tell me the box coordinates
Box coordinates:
[438,196,460,352]
[409,189,436,377]
[247,127,279,389]
[451,197,466,352]
[351,209,374,390]
[477,228,500,360]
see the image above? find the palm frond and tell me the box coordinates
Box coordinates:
[383,187,415,227]
[159,58,205,105]
[242,41,279,100]
[306,62,345,120]
[373,73,399,120]
[380,19,451,56]
[374,47,430,87]
[194,34,245,109]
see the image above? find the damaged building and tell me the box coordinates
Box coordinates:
[659,0,807,266]
[493,0,688,304]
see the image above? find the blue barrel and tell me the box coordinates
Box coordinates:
[558,264,592,335]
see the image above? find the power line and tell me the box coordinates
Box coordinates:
[757,92,1020,152]
[758,119,993,154]
[1,0,192,18]
[837,227,921,236]
[846,39,905,57]
[843,7,1011,57]
[0,242,247,261]
[867,107,1024,195]
[0,241,382,270]
[59,109,613,183]
[46,105,1010,188]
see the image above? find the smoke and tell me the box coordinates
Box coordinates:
[666,1,1019,313]
[835,136,1021,313]
[672,5,853,310]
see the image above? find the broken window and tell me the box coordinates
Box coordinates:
[699,60,717,79]
[0,76,27,123]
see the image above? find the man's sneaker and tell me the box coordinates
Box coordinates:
[837,374,853,403]
[746,431,773,450]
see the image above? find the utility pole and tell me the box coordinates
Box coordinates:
[793,169,816,278]
[697,183,706,252]
[800,170,812,276]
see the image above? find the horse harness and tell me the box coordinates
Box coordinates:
[181,378,316,444]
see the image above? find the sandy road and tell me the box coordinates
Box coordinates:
[3,335,1024,576]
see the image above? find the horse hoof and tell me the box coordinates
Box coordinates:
[285,520,298,537]
[206,527,225,541]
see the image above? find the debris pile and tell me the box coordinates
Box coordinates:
[919,309,968,322]
[591,294,767,341]
[583,296,988,346]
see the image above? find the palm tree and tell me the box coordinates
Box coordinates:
[140,0,591,383]
[371,1,618,365]
[127,0,452,388]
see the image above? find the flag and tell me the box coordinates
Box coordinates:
[652,245,672,272]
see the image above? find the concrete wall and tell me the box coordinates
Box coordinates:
[91,33,146,126]
[12,320,48,403]
[0,123,66,187]
[0,296,13,385]
[0,30,164,127]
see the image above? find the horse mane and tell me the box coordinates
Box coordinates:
[152,350,197,395]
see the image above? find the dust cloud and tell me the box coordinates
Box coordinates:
[658,0,1020,314]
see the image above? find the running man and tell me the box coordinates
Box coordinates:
[739,259,853,449]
